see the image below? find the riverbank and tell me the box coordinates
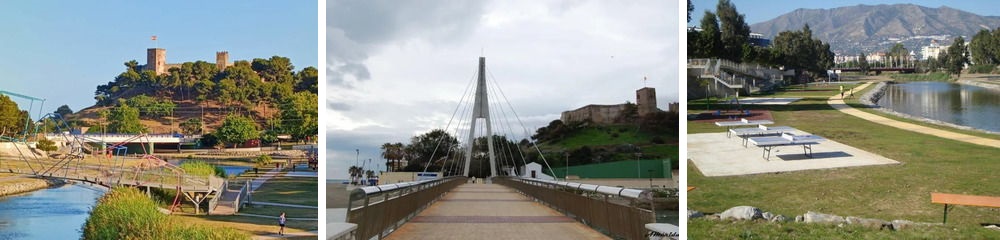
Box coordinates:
[0,174,64,197]
[957,74,1000,91]
[857,80,1000,135]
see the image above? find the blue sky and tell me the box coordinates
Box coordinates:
[0,1,317,116]
[689,0,999,26]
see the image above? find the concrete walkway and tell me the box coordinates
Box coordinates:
[252,201,317,209]
[384,183,609,240]
[235,212,317,221]
[251,231,318,239]
[829,82,1000,148]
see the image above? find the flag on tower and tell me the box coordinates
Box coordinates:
[151,35,157,41]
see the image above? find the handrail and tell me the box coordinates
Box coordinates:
[517,178,652,200]
[347,176,466,239]
[496,177,657,240]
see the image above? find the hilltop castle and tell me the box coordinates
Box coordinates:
[561,87,676,124]
[142,48,233,75]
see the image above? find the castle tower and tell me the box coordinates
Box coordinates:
[636,87,658,116]
[216,51,229,71]
[145,48,167,75]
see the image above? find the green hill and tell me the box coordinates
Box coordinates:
[534,123,679,171]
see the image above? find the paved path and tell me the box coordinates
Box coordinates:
[253,201,317,209]
[251,231,318,239]
[235,212,317,221]
[384,183,609,240]
[828,82,1000,148]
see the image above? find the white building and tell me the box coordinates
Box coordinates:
[505,162,555,180]
[921,40,947,60]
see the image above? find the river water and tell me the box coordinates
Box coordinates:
[0,184,104,239]
[880,81,1000,132]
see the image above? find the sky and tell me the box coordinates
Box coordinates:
[689,0,1000,27]
[327,0,680,180]
[0,1,318,116]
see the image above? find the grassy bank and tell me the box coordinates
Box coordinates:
[687,82,1000,238]
[83,187,248,239]
[889,72,954,82]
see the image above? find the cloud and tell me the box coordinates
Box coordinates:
[327,0,486,88]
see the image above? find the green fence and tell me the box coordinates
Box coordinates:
[547,159,671,179]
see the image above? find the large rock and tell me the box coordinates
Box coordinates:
[688,210,704,219]
[890,220,940,230]
[802,211,846,224]
[719,206,762,221]
[890,220,915,230]
[846,216,890,229]
[762,212,774,221]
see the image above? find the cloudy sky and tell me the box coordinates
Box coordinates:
[328,0,680,180]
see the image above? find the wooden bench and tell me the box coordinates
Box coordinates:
[931,192,1000,223]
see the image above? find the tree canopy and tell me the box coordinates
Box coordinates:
[945,36,969,78]
[216,115,260,148]
[106,103,146,134]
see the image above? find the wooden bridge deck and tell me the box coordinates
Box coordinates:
[384,183,609,240]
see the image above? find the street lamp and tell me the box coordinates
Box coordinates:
[635,152,642,178]
[564,152,569,181]
[648,169,654,189]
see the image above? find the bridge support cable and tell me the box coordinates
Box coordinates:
[421,68,478,176]
[486,75,532,176]
[486,68,558,179]
[485,83,519,177]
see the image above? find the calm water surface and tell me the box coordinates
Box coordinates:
[880,81,1000,132]
[0,184,104,239]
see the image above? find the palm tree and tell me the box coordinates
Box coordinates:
[348,166,360,185]
[381,142,405,172]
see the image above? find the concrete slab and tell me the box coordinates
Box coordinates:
[739,97,802,105]
[688,132,899,177]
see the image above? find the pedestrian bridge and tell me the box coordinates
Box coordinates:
[342,177,676,240]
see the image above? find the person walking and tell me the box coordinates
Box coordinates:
[278,212,287,236]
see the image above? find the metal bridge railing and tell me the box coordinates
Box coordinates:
[347,176,466,240]
[495,177,656,240]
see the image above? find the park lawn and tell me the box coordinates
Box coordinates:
[171,214,316,236]
[844,81,1000,141]
[250,171,319,207]
[239,204,317,219]
[687,83,1000,237]
[688,218,999,239]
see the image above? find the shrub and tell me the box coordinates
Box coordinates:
[968,64,996,74]
[179,160,224,178]
[83,187,165,240]
[83,187,249,239]
[651,136,665,144]
[255,154,273,167]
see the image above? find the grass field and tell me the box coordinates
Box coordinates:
[250,173,319,207]
[687,80,1000,238]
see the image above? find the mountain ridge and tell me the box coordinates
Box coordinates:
[750,4,1000,53]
